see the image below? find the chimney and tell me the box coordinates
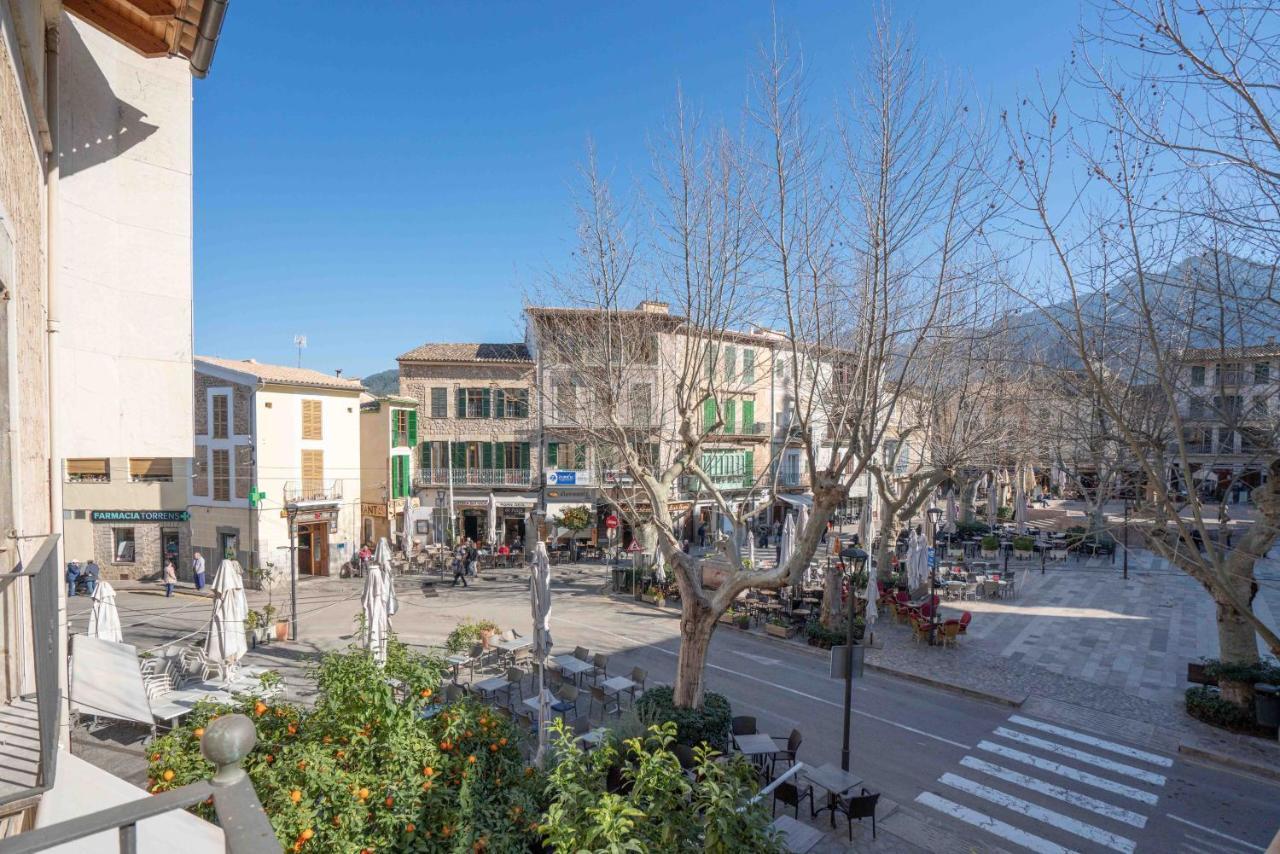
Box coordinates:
[636,300,670,315]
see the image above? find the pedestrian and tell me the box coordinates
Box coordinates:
[465,540,479,577]
[451,546,469,588]
[512,535,523,553]
[65,560,81,598]
[697,524,706,548]
[162,559,177,597]
[358,543,371,573]
[83,559,100,596]
[192,551,206,591]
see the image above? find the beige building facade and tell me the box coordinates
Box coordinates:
[359,393,418,545]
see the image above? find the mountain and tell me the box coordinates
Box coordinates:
[361,368,399,396]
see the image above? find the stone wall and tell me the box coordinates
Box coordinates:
[193,370,253,437]
[398,361,539,448]
[90,522,189,582]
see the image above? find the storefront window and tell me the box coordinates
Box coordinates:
[113,528,135,563]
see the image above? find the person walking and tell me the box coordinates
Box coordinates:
[450,544,469,588]
[465,539,479,577]
[697,524,706,548]
[162,559,177,597]
[65,560,81,598]
[83,559,100,596]
[192,551,206,591]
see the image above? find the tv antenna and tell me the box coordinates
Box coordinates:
[293,334,307,367]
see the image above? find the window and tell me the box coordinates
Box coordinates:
[1255,362,1271,385]
[1218,363,1244,385]
[192,445,209,496]
[1214,395,1243,420]
[743,349,755,384]
[129,457,173,482]
[630,383,653,425]
[723,345,736,382]
[391,455,411,499]
[301,449,324,496]
[1190,365,1205,387]
[211,394,229,438]
[302,399,323,439]
[430,387,447,418]
[463,388,489,419]
[497,388,529,419]
[1189,397,1206,419]
[555,384,577,421]
[1251,396,1268,418]
[66,458,109,483]
[393,409,410,447]
[112,528,135,563]
[574,444,587,470]
[212,449,231,501]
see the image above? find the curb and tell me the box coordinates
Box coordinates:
[1177,740,1280,782]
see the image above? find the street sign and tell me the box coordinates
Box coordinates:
[547,471,577,485]
[829,643,865,679]
[605,514,619,530]
[626,540,642,552]
[927,546,936,569]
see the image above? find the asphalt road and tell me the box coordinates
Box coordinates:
[71,567,1280,854]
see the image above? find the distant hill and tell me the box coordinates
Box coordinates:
[361,368,399,396]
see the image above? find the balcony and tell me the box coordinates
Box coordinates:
[415,468,535,488]
[678,473,752,496]
[1216,371,1248,386]
[284,480,344,503]
[717,421,767,437]
[778,470,807,488]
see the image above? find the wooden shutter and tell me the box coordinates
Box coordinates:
[212,449,231,501]
[420,442,431,469]
[480,388,491,418]
[547,442,558,467]
[520,442,530,470]
[452,442,466,469]
[703,398,716,432]
[212,395,229,438]
[743,348,755,383]
[192,447,209,496]
[744,449,754,487]
[431,387,446,417]
[302,399,323,439]
[67,458,109,479]
[723,345,736,382]
[456,388,466,419]
[301,449,324,496]
[493,442,506,469]
[742,399,755,432]
[493,389,505,419]
[723,399,736,434]
[129,458,172,480]
[482,442,493,469]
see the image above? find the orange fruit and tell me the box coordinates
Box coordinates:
[422,780,433,791]
[490,743,498,752]
[162,770,175,782]
[405,823,415,833]
[420,688,431,698]
[499,737,508,746]
[296,760,307,771]
[357,787,369,800]
[423,766,434,777]
[467,754,477,764]
[287,724,297,734]
[299,828,314,841]
[289,790,301,804]
[385,796,394,808]
[150,753,160,761]
[193,727,204,738]
[464,730,473,738]
[254,702,267,716]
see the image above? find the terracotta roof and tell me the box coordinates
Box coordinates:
[1179,343,1280,360]
[396,343,532,363]
[195,356,365,391]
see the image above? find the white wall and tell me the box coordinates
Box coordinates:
[56,15,193,458]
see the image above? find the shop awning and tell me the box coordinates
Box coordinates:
[497,497,537,508]
[70,635,152,726]
[777,494,813,509]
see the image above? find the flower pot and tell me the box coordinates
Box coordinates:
[480,629,495,648]
[274,620,289,641]
[765,623,795,639]
[254,627,271,645]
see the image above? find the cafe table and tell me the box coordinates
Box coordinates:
[802,763,864,827]
[553,655,595,684]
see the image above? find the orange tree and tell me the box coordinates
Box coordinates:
[147,639,544,853]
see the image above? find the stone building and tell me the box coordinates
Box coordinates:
[397,343,539,547]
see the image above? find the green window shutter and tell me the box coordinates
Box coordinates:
[407,409,418,446]
[520,442,530,470]
[547,442,558,467]
[724,399,736,434]
[724,345,736,382]
[743,349,755,383]
[494,442,505,469]
[391,457,401,498]
[742,399,755,433]
[493,389,505,419]
[574,444,586,470]
[452,442,466,469]
[703,398,716,432]
[482,442,493,468]
[743,449,754,487]
[419,441,430,469]
[480,388,491,418]
[456,388,466,419]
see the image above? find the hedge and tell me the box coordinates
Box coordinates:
[634,686,732,753]
[1185,686,1266,734]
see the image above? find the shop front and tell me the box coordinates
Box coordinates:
[86,510,191,581]
[291,506,338,576]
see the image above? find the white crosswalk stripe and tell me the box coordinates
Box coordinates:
[915,715,1173,854]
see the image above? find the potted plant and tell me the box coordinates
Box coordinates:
[260,604,277,644]
[980,534,999,558]
[641,584,664,607]
[244,609,263,648]
[1012,536,1035,559]
[765,613,795,639]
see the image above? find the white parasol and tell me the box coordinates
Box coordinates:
[487,493,498,547]
[863,572,879,631]
[795,504,810,583]
[779,513,796,574]
[204,560,248,681]
[530,542,553,764]
[946,491,958,532]
[88,581,123,643]
[362,538,399,666]
[905,529,925,590]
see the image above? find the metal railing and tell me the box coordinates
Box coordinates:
[778,470,807,487]
[718,421,766,436]
[282,480,343,502]
[0,534,60,814]
[0,715,277,854]
[1216,371,1248,386]
[414,468,534,488]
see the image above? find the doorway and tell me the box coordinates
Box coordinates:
[218,531,238,562]
[161,529,180,576]
[297,522,329,575]
[502,517,526,546]
[462,512,481,543]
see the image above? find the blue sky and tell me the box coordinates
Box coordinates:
[194,1,1082,379]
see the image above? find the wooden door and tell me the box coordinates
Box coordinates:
[297,526,313,574]
[314,525,330,576]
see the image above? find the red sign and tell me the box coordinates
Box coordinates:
[627,540,643,552]
[605,515,619,530]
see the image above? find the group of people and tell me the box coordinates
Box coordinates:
[67,550,208,600]
[161,551,206,598]
[64,559,101,596]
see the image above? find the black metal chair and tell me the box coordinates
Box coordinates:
[769,728,802,778]
[731,715,757,736]
[838,788,880,840]
[771,780,814,819]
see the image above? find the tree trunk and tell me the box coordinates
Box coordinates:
[822,559,843,629]
[673,601,717,708]
[1086,502,1106,538]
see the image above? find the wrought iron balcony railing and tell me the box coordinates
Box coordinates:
[415,468,534,488]
[283,480,343,503]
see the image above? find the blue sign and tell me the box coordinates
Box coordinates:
[927,547,936,569]
[552,471,577,485]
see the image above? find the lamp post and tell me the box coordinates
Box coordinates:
[926,506,943,646]
[285,504,299,641]
[1122,497,1131,580]
[839,546,868,772]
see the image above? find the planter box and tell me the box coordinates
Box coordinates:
[1187,661,1217,686]
[1014,549,1032,560]
[765,623,796,639]
[642,594,664,606]
[980,548,998,559]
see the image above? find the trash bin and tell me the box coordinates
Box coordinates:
[1255,684,1280,730]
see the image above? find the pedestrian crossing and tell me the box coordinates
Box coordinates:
[915,713,1173,853]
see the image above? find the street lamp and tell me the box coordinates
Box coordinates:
[838,546,868,773]
[1122,497,1131,580]
[926,507,943,646]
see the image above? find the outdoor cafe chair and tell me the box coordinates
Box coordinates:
[772,780,815,820]
[837,789,880,840]
[957,611,972,635]
[982,580,1001,599]
[502,667,526,706]
[588,685,621,719]
[769,728,802,778]
[573,646,591,662]
[731,716,758,739]
[444,683,464,704]
[552,685,580,722]
[909,615,930,645]
[940,621,962,648]
[587,653,609,684]
[572,716,593,739]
